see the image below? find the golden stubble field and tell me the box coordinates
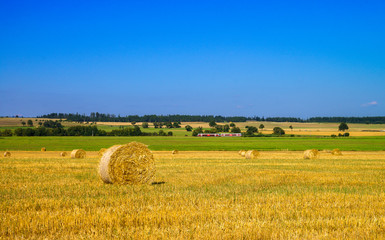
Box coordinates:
[1,151,385,239]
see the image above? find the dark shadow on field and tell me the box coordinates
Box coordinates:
[151,181,166,185]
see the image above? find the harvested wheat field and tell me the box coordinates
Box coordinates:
[1,150,385,239]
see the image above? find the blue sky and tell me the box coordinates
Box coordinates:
[1,1,384,118]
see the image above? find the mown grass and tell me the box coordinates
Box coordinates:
[1,151,385,239]
[1,136,385,151]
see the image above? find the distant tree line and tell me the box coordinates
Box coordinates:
[37,113,385,124]
[307,117,385,124]
[38,113,249,123]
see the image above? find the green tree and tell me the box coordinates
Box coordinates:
[21,121,26,127]
[273,127,285,135]
[223,124,230,132]
[131,121,136,126]
[338,122,349,131]
[246,126,258,133]
[209,120,217,127]
[185,125,193,131]
[172,122,181,128]
[27,120,33,127]
[231,127,241,133]
[289,125,293,131]
[230,122,235,127]
[259,124,265,131]
[192,127,204,136]
[142,122,149,128]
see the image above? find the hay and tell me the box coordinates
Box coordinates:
[99,142,155,185]
[239,150,247,157]
[60,152,67,157]
[245,150,259,159]
[4,151,11,157]
[331,148,342,155]
[303,149,319,159]
[98,148,107,157]
[172,150,179,155]
[41,147,46,152]
[71,149,86,159]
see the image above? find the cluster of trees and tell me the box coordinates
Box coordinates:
[38,113,385,124]
[0,129,13,136]
[191,121,242,136]
[153,122,181,128]
[13,126,99,136]
[8,124,173,137]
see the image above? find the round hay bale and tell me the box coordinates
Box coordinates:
[245,150,259,159]
[239,150,247,157]
[71,149,86,159]
[98,148,107,157]
[172,150,179,155]
[41,147,46,152]
[303,149,319,159]
[99,142,155,185]
[4,151,11,157]
[331,148,342,155]
[60,152,67,157]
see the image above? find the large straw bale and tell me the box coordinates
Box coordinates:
[4,151,11,157]
[239,150,247,157]
[71,149,86,159]
[41,147,46,152]
[303,149,319,159]
[172,150,179,155]
[99,142,155,185]
[60,152,67,157]
[245,150,259,159]
[98,148,107,157]
[331,148,342,155]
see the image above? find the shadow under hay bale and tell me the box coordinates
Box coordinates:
[172,150,179,155]
[151,181,166,185]
[60,152,67,157]
[4,151,11,157]
[245,150,259,159]
[99,142,155,185]
[71,149,86,159]
[41,147,46,152]
[303,149,319,159]
[331,148,343,155]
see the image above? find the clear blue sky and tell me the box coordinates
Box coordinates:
[1,1,384,118]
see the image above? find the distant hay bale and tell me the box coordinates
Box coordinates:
[172,150,179,155]
[303,149,319,159]
[245,150,259,159]
[99,142,155,185]
[4,151,11,157]
[98,148,107,157]
[331,148,342,155]
[239,150,247,157]
[60,152,67,157]
[41,147,46,152]
[71,149,86,159]
[322,149,332,153]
